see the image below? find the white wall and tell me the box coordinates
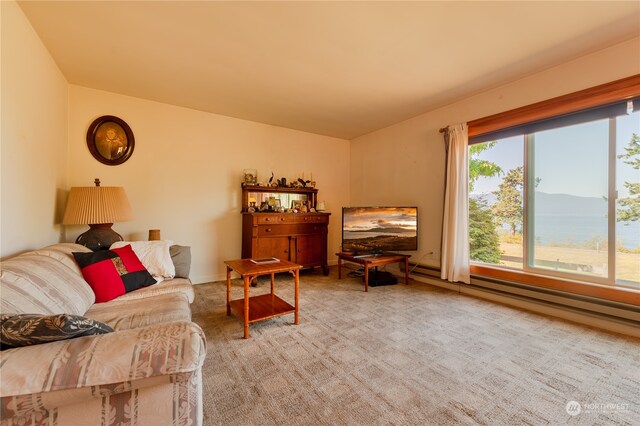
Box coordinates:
[0,1,69,258]
[67,86,350,283]
[350,37,640,268]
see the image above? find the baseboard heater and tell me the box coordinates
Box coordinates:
[401,262,640,326]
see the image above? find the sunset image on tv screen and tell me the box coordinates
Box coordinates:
[342,207,417,252]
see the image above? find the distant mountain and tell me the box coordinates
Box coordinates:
[471,192,497,206]
[349,226,413,234]
[534,192,606,217]
[471,191,607,217]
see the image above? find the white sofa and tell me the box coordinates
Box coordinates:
[0,243,207,426]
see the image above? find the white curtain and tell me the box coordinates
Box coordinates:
[440,123,470,284]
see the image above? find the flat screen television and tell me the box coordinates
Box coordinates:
[342,206,418,255]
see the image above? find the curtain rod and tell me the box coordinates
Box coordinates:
[439,127,448,133]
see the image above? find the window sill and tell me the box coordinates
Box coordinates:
[470,264,640,306]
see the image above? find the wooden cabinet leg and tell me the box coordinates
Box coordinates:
[338,258,342,279]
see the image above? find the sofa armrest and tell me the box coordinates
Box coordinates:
[0,321,206,398]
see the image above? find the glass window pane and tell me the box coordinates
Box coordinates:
[529,119,609,279]
[469,137,524,268]
[616,111,640,287]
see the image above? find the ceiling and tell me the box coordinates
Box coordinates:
[18,1,640,140]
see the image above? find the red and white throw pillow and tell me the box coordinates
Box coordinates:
[73,244,157,303]
[110,240,175,282]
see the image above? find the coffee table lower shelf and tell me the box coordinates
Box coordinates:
[225,258,301,338]
[229,294,295,323]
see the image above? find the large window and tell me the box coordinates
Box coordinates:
[468,84,640,294]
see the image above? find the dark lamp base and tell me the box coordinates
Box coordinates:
[76,223,124,251]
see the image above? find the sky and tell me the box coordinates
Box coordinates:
[343,207,417,231]
[472,111,640,200]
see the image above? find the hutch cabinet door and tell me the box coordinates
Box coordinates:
[294,234,325,267]
[255,236,291,261]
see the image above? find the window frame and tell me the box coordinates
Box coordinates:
[468,75,640,138]
[468,74,640,306]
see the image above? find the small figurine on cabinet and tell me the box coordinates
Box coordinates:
[248,197,257,213]
[297,178,311,187]
[291,200,303,212]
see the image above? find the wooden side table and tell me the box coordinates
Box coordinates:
[224,259,302,339]
[336,252,410,292]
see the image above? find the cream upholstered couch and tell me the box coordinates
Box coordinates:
[0,243,207,426]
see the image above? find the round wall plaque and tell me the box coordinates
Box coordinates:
[86,115,135,165]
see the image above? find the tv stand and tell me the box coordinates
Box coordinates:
[336,252,410,292]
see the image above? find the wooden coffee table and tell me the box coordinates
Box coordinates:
[224,258,302,339]
[336,252,410,292]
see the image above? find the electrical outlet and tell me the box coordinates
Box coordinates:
[414,250,436,264]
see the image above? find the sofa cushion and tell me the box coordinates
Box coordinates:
[0,320,206,397]
[84,291,192,331]
[114,277,195,303]
[0,244,96,316]
[73,245,157,303]
[31,243,91,275]
[1,313,113,350]
[170,245,191,278]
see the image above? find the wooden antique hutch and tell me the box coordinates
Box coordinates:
[241,185,330,275]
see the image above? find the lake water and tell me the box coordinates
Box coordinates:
[343,230,414,240]
[534,215,639,249]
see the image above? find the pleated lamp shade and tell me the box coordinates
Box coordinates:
[62,181,133,250]
[63,186,133,224]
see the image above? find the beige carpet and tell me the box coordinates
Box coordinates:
[191,267,639,425]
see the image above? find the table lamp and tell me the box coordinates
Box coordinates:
[62,178,133,251]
